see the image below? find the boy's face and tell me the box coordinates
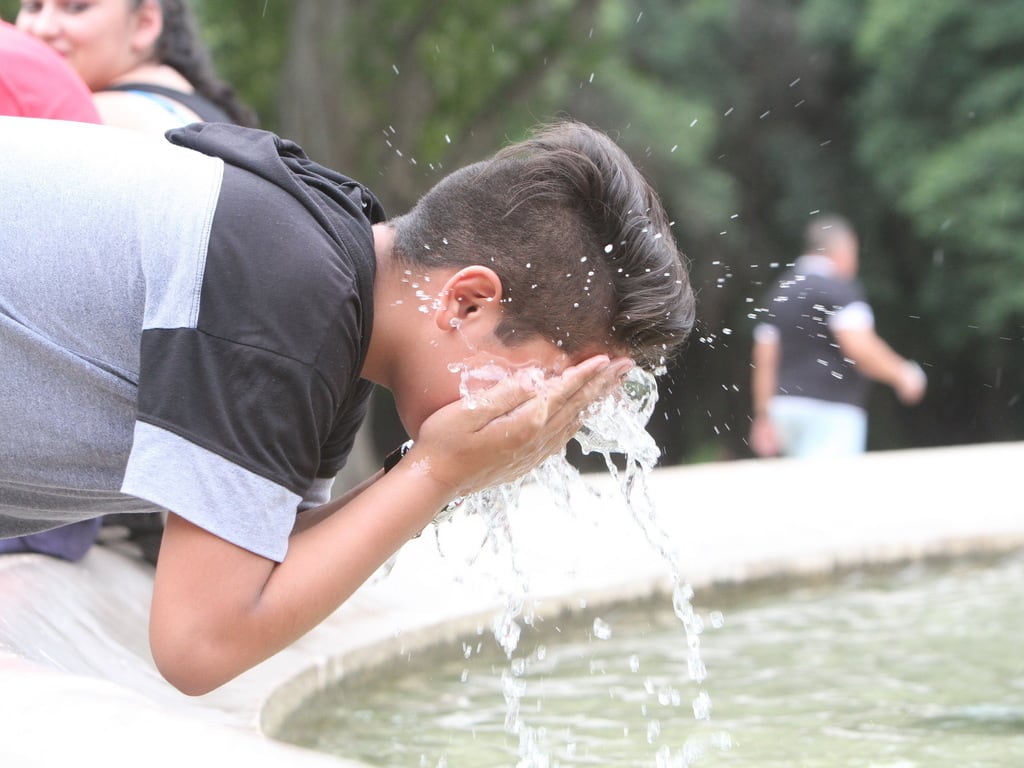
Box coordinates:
[365,242,612,442]
[392,331,584,440]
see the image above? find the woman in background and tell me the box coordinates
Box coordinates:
[16,0,256,133]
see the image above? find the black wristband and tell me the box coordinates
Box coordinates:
[383,439,414,474]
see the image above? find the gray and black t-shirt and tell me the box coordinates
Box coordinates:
[0,117,384,561]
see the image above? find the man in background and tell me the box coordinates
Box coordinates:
[749,214,926,458]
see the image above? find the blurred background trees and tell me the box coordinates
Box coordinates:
[4,0,1020,466]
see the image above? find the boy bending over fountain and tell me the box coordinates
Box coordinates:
[0,116,694,694]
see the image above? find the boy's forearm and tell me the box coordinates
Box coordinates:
[150,462,450,695]
[290,469,385,534]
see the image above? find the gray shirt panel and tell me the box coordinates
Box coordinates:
[0,117,223,529]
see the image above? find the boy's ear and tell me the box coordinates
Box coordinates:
[435,266,503,332]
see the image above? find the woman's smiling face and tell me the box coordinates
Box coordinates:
[16,0,158,90]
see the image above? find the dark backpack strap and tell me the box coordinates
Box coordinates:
[100,82,233,124]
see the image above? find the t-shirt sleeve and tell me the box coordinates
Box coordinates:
[122,329,340,562]
[830,301,874,330]
[827,280,874,331]
[121,164,370,562]
[122,420,306,561]
[753,322,780,343]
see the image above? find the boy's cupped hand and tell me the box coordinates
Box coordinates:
[408,354,633,500]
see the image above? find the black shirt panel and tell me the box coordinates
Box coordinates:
[761,271,871,407]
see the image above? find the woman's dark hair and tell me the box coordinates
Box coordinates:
[144,0,258,127]
[392,120,695,370]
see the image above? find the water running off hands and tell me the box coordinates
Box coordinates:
[406,365,715,767]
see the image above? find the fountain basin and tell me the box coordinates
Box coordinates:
[0,443,1021,766]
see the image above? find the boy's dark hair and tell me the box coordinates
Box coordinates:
[391,121,695,369]
[144,0,258,127]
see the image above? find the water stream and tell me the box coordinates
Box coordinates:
[438,365,710,765]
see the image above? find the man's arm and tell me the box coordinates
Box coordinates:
[149,354,630,695]
[834,327,926,404]
[749,330,781,457]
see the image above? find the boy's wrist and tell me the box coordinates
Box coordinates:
[383,439,415,474]
[381,439,463,536]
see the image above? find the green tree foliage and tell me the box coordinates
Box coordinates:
[618,0,1024,456]
[265,0,615,212]
[609,0,867,460]
[191,0,289,129]
[853,0,1024,341]
[3,0,1020,458]
[262,0,737,463]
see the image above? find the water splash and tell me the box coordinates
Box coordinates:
[419,366,717,766]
